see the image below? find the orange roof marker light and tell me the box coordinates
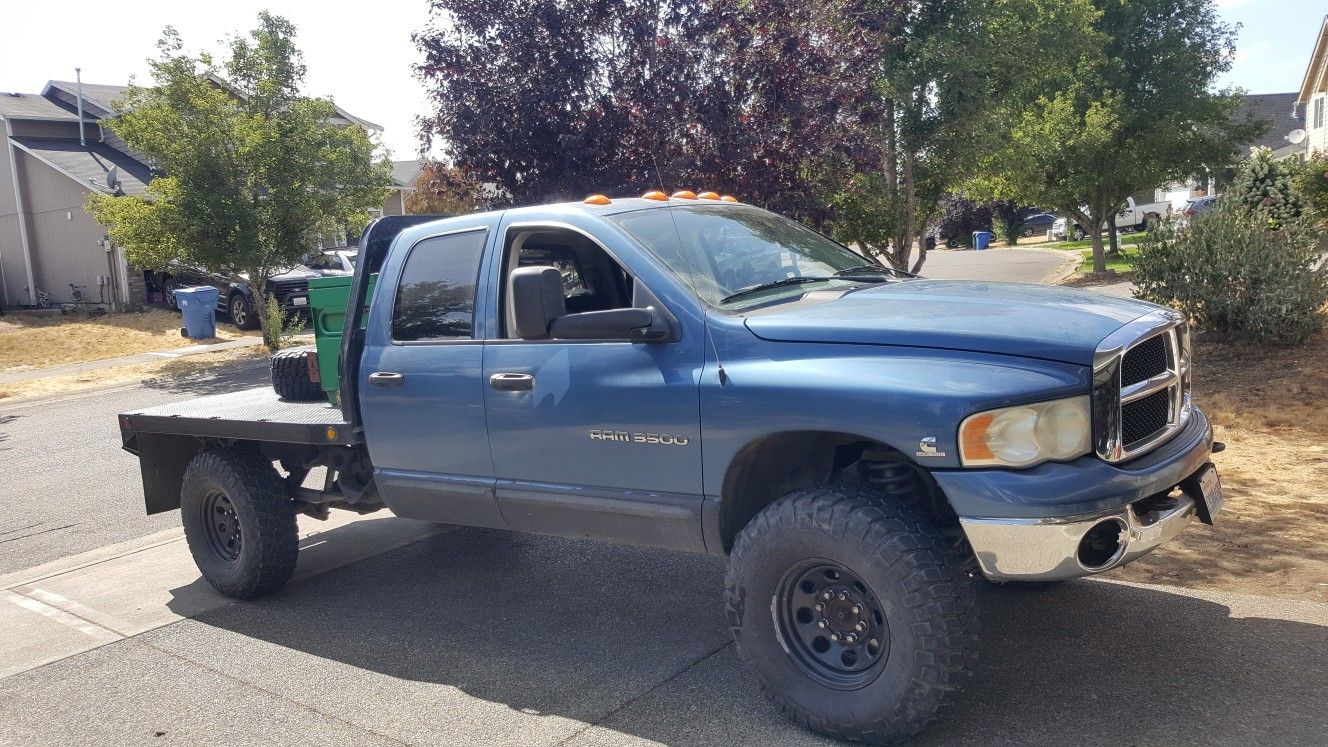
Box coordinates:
[671,190,698,199]
[720,195,739,202]
[642,190,669,201]
[697,191,720,199]
[584,194,612,205]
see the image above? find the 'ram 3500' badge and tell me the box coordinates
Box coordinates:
[916,437,945,457]
[590,430,689,445]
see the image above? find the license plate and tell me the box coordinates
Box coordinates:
[291,296,307,306]
[1183,464,1224,524]
[1199,466,1224,517]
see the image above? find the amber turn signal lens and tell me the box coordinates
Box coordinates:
[583,194,611,205]
[642,190,668,201]
[959,413,996,461]
[697,191,720,199]
[671,190,697,199]
[720,195,738,202]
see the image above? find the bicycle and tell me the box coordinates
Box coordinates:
[68,283,86,303]
[21,286,55,310]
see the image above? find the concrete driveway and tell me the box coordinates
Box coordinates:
[2,519,1325,746]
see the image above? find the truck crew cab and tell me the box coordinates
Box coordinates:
[118,191,1223,744]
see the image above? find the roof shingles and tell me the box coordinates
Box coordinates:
[8,136,153,196]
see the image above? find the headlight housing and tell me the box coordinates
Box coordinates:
[958,395,1092,468]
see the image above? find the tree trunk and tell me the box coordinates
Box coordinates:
[1107,221,1120,258]
[1088,224,1106,274]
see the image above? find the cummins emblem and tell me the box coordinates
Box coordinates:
[590,430,689,446]
[916,437,945,457]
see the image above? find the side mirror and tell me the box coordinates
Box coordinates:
[550,308,656,341]
[509,266,566,339]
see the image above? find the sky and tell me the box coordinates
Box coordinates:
[0,0,1324,162]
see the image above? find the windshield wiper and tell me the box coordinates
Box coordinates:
[833,264,916,279]
[720,276,836,304]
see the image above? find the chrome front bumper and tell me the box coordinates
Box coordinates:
[960,493,1196,581]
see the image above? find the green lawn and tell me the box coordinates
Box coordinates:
[1050,231,1146,251]
[1076,246,1139,274]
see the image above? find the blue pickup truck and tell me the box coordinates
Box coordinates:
[119,193,1224,744]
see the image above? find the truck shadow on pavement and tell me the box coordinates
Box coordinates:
[141,359,268,398]
[165,525,1327,746]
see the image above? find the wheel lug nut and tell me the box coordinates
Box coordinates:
[851,605,861,614]
[814,604,823,612]
[830,633,839,642]
[817,620,827,629]
[845,634,857,644]
[855,622,866,632]
[838,592,848,600]
[821,591,832,601]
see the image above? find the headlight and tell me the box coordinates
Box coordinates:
[958,395,1091,468]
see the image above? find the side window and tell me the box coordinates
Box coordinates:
[392,230,486,342]
[501,228,635,337]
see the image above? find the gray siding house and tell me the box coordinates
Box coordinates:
[0,78,407,310]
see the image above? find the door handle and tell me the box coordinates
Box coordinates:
[490,372,534,391]
[369,371,405,388]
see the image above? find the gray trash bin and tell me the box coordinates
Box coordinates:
[175,286,219,339]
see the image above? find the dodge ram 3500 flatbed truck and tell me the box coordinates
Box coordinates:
[119,193,1224,744]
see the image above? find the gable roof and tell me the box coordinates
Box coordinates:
[1298,15,1328,105]
[0,92,89,122]
[45,80,130,118]
[1240,92,1302,150]
[391,159,424,188]
[8,136,153,196]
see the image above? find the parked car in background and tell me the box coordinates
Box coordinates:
[1180,196,1218,221]
[158,250,355,330]
[1052,197,1170,240]
[1020,212,1058,237]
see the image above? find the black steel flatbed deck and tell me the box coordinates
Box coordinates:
[119,387,359,446]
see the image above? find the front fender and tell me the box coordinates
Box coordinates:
[699,324,1091,493]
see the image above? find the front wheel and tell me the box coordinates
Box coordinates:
[725,486,977,744]
[180,448,298,598]
[229,293,259,330]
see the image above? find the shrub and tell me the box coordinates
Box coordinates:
[1298,153,1328,224]
[1133,202,1328,345]
[1227,146,1305,228]
[935,194,992,247]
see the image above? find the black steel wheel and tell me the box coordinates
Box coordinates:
[180,448,298,598]
[201,491,243,563]
[726,484,977,744]
[776,560,890,689]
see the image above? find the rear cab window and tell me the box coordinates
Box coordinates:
[392,230,487,342]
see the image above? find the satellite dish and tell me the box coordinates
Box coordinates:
[105,165,123,195]
[1286,129,1307,145]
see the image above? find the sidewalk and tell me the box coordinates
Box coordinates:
[0,336,263,386]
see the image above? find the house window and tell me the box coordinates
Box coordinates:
[1316,97,1325,129]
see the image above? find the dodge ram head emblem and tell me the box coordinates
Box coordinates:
[916,437,945,457]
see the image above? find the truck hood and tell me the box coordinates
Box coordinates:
[741,279,1159,366]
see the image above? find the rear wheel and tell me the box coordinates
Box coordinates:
[229,293,259,330]
[725,485,977,744]
[271,346,323,401]
[180,449,298,598]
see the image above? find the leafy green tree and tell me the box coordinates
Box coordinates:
[827,0,1099,271]
[89,13,392,348]
[980,0,1260,274]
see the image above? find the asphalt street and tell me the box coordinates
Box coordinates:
[0,359,268,573]
[915,246,1075,284]
[1,527,1324,746]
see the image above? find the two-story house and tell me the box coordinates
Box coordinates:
[1296,15,1328,159]
[0,77,411,310]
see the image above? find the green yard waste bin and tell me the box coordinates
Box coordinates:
[308,273,377,404]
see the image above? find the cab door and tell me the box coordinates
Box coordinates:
[481,217,708,551]
[359,216,507,528]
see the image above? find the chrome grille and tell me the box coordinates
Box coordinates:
[1092,310,1191,463]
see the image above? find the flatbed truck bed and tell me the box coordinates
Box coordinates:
[118,388,358,446]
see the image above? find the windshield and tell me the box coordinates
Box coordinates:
[303,252,345,271]
[609,205,881,308]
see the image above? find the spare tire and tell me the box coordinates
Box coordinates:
[271,346,322,401]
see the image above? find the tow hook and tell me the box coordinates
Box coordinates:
[1211,441,1226,454]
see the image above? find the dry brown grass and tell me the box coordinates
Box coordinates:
[1110,329,1328,601]
[0,309,248,374]
[0,345,266,402]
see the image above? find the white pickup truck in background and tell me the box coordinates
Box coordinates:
[1052,196,1170,240]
